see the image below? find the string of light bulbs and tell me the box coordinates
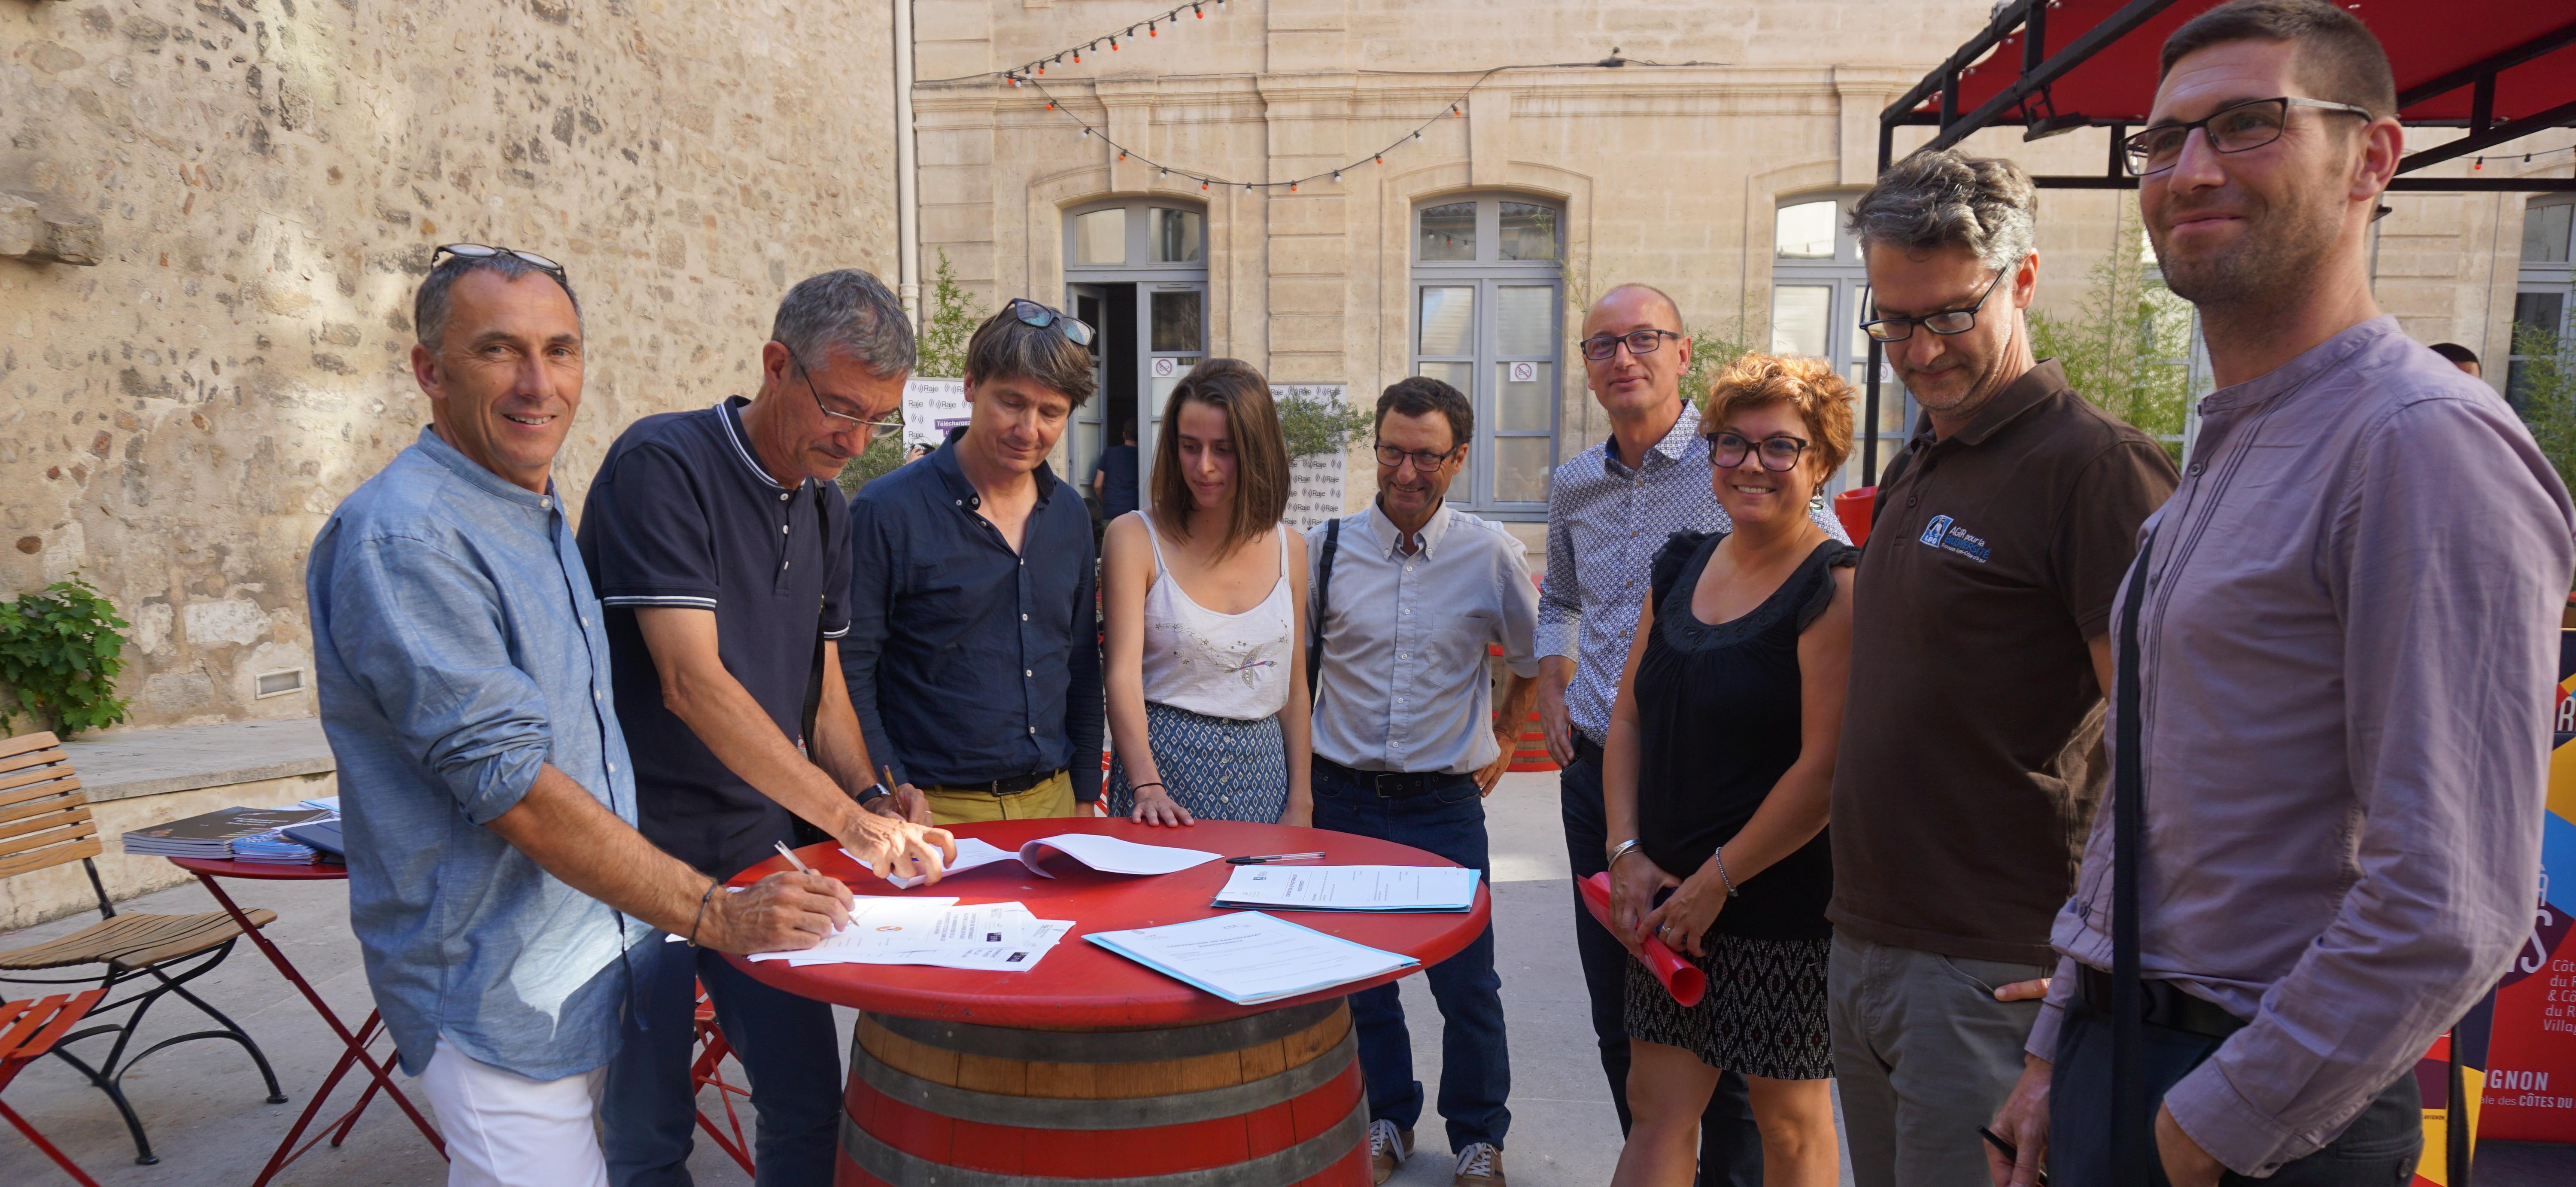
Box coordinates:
[959,0,1231,87]
[1015,68,1501,194]
[2470,143,2576,170]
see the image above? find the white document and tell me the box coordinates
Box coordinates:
[853,833,1220,889]
[1084,912,1419,1005]
[1212,865,1481,913]
[1019,833,1221,877]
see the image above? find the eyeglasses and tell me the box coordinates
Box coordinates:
[1373,442,1461,472]
[431,242,568,281]
[1707,429,1810,472]
[2121,96,2374,177]
[1011,298,1097,348]
[1579,329,1683,362]
[1860,265,2013,343]
[785,345,904,434]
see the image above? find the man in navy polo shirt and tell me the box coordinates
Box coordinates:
[843,300,1103,824]
[581,269,954,1187]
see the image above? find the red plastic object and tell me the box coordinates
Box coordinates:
[1580,872,1707,1007]
[1832,486,1876,548]
[1,988,109,1187]
[727,819,1488,1028]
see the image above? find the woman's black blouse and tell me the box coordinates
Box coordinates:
[1632,530,1856,940]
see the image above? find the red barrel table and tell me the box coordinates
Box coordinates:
[727,818,1490,1187]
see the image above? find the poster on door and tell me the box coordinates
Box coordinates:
[902,378,968,451]
[2471,629,2576,1146]
[1273,382,1350,534]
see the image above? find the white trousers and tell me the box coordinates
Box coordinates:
[415,1038,611,1187]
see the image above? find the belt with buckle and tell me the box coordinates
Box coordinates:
[932,768,1065,797]
[1573,735,1605,769]
[2076,966,2248,1041]
[1314,757,1464,799]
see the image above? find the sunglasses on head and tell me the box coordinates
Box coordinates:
[1011,298,1097,348]
[432,242,568,281]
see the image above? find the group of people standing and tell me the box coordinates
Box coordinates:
[302,3,2573,1187]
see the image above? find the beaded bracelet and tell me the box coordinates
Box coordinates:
[685,881,720,947]
[1710,846,1741,898]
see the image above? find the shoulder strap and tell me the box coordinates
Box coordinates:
[1306,518,1341,705]
[2110,531,2156,1187]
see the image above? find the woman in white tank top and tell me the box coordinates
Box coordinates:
[1100,359,1313,826]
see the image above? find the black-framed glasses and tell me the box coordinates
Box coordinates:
[2121,96,2374,177]
[1373,442,1461,472]
[1707,429,1810,472]
[431,242,568,280]
[1579,329,1683,362]
[1860,265,2013,343]
[785,345,903,433]
[1011,298,1097,348]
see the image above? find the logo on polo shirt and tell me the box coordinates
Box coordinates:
[1917,514,1993,563]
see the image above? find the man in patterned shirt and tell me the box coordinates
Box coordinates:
[1535,283,1847,1185]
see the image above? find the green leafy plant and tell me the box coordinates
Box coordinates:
[840,250,984,494]
[2027,231,2193,455]
[914,248,984,381]
[2514,320,2576,500]
[1278,388,1376,461]
[1682,315,1762,411]
[0,576,132,737]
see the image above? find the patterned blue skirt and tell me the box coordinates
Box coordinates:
[1108,700,1288,823]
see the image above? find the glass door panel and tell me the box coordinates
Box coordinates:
[1771,286,1832,358]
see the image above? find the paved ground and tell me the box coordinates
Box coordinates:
[4,770,2569,1185]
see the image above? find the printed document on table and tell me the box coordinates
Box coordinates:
[743,897,975,962]
[858,833,1221,888]
[1085,912,1419,1004]
[1212,865,1480,912]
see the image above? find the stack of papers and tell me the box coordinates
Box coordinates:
[231,833,322,864]
[121,807,335,860]
[1212,865,1481,913]
[748,898,1074,972]
[1086,912,1420,1005]
[856,833,1222,890]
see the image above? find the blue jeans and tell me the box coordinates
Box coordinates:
[601,938,842,1187]
[1311,762,1510,1152]
[1563,753,1762,1187]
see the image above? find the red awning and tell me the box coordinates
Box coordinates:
[1906,1,2575,139]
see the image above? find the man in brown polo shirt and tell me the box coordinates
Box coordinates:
[1824,150,2178,1187]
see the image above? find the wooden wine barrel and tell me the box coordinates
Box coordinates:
[837,997,1370,1186]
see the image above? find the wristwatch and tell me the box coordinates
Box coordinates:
[854,782,893,810]
[1605,837,1643,867]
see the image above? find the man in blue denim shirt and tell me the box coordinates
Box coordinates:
[310,248,862,1187]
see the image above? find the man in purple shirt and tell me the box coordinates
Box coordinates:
[1984,3,2576,1185]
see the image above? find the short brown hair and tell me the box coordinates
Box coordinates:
[2159,0,2396,119]
[963,304,1097,407]
[1150,359,1290,557]
[1701,353,1856,478]
[1375,376,1473,450]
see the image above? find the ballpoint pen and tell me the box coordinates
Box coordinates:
[773,840,814,874]
[1226,851,1328,865]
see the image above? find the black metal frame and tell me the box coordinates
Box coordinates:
[1855,0,2576,483]
[0,856,285,1165]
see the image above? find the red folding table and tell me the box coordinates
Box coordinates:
[167,858,445,1186]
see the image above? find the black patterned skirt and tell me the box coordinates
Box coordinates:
[1107,700,1288,823]
[1625,933,1833,1081]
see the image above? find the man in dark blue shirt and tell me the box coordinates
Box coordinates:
[844,300,1104,823]
[582,269,954,1187]
[1093,420,1139,521]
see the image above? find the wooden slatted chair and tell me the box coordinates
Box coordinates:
[0,988,110,1187]
[0,730,287,1165]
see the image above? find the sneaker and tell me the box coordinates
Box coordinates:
[1452,1142,1504,1187]
[1368,1118,1413,1184]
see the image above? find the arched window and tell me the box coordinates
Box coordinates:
[1063,200,1210,498]
[1410,194,1563,515]
[1769,194,1903,489]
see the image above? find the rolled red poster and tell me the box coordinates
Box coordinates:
[1580,871,1706,1007]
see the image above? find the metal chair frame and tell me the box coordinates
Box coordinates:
[1,988,111,1187]
[0,731,286,1165]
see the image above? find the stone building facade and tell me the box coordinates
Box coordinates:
[0,0,900,730]
[916,0,2570,539]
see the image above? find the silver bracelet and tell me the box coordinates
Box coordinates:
[1710,846,1741,898]
[1606,837,1643,868]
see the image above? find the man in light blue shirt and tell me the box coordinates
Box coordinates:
[310,246,879,1187]
[1306,377,1540,1187]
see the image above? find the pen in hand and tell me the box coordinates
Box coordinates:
[773,840,814,874]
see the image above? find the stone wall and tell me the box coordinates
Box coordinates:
[0,0,899,730]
